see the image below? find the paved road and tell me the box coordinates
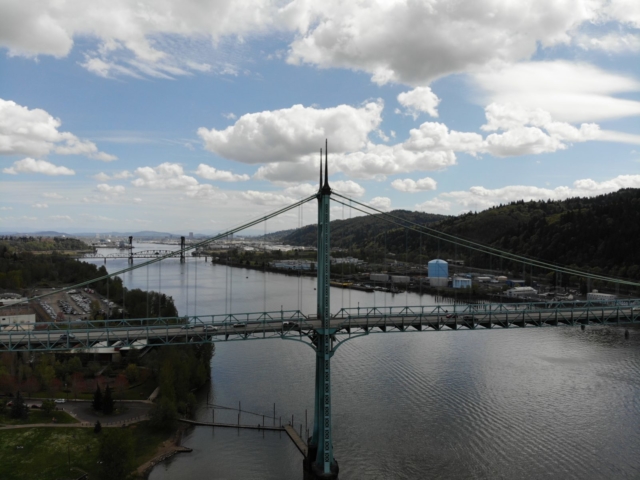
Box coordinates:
[25,399,150,425]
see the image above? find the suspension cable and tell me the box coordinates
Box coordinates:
[5,194,317,310]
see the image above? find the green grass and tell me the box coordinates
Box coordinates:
[0,423,172,480]
[0,410,78,426]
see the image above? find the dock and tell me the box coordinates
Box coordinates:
[178,419,308,457]
[284,424,308,457]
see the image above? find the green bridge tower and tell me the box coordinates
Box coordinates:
[306,141,339,479]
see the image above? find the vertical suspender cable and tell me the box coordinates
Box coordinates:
[158,260,162,318]
[186,255,189,317]
[195,252,198,317]
[264,219,267,313]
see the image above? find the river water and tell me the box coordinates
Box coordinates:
[86,244,640,479]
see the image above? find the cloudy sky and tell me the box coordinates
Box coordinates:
[1,0,639,234]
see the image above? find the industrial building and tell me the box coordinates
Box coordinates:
[506,286,538,297]
[428,259,448,287]
[452,277,472,289]
[587,290,617,302]
[370,273,389,282]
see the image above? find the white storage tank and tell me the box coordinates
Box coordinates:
[370,273,389,282]
[390,275,410,284]
[428,259,448,278]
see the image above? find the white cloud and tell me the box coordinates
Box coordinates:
[92,170,132,181]
[575,33,640,53]
[195,164,250,182]
[0,207,12,211]
[473,61,640,123]
[31,203,48,209]
[132,163,199,189]
[3,158,75,176]
[391,177,437,193]
[416,174,640,213]
[414,197,452,214]
[397,87,440,118]
[42,192,64,199]
[240,190,294,206]
[0,99,115,160]
[331,180,365,197]
[287,1,600,85]
[131,162,228,202]
[368,196,391,212]
[283,183,317,198]
[198,101,383,164]
[96,184,125,195]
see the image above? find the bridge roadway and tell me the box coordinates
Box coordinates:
[1,301,638,352]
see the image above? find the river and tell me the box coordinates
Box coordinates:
[85,243,640,479]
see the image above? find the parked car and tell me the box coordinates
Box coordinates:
[54,399,66,404]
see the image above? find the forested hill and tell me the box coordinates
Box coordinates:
[279,189,640,281]
[426,188,640,280]
[278,210,449,249]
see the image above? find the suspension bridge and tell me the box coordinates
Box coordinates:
[2,143,640,479]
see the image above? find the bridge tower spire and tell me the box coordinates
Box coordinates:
[307,140,339,479]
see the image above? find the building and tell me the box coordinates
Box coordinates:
[270,260,315,270]
[506,286,538,297]
[452,277,472,289]
[506,279,526,287]
[370,274,389,282]
[0,305,36,330]
[587,290,617,302]
[390,275,410,284]
[189,232,194,240]
[428,259,448,287]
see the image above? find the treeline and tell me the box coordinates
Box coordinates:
[280,209,447,249]
[0,236,89,252]
[281,189,640,285]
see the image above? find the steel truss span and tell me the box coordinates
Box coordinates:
[1,300,638,353]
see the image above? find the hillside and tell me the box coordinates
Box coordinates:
[281,189,640,282]
[279,210,449,249]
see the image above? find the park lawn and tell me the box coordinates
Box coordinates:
[0,428,100,480]
[0,423,173,480]
[0,410,78,426]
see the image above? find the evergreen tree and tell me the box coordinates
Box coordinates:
[92,385,102,411]
[10,392,28,420]
[94,420,102,433]
[102,385,114,415]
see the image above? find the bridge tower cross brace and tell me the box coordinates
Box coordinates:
[308,142,339,478]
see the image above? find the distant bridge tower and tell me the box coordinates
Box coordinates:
[306,141,339,479]
[128,236,133,264]
[180,236,186,263]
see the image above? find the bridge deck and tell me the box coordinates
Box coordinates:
[1,301,638,352]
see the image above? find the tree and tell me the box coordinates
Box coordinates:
[94,420,102,433]
[97,429,134,480]
[102,385,114,415]
[41,398,55,415]
[92,385,103,411]
[124,364,139,384]
[114,375,129,400]
[148,397,178,430]
[10,392,28,420]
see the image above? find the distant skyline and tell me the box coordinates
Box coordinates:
[1,1,639,234]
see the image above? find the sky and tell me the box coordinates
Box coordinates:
[1,0,639,235]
